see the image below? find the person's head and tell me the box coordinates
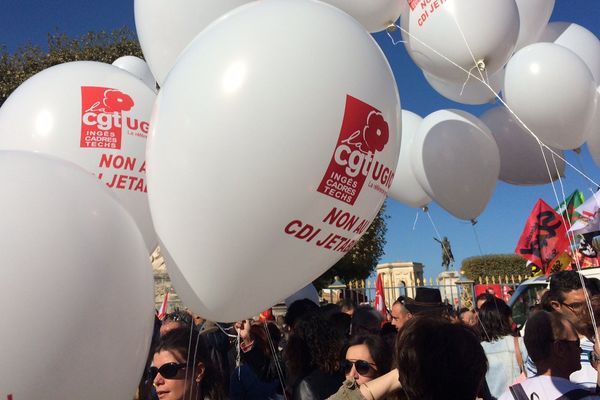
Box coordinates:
[340,298,357,316]
[284,298,319,331]
[284,313,343,376]
[342,334,392,386]
[475,293,495,311]
[396,316,487,400]
[351,305,383,336]
[458,308,477,327]
[391,296,413,331]
[328,311,352,340]
[404,288,446,318]
[160,310,193,336]
[548,271,588,325]
[524,311,582,377]
[574,294,600,340]
[152,328,224,400]
[477,297,513,342]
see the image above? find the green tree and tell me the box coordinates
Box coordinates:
[461,254,530,282]
[313,204,388,290]
[1,28,142,106]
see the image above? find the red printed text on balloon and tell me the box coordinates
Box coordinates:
[317,95,394,205]
[411,0,447,27]
[96,153,148,193]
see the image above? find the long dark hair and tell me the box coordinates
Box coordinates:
[154,328,226,400]
[284,313,343,376]
[477,297,513,342]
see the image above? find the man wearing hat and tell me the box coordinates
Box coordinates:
[404,287,447,317]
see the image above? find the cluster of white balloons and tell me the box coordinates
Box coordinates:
[387,0,600,222]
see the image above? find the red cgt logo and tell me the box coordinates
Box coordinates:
[80,87,135,150]
[317,95,394,205]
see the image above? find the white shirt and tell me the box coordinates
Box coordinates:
[498,376,599,400]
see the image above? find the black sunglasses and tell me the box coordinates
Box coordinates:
[341,359,377,376]
[148,362,187,380]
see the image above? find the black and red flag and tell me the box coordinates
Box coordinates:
[515,199,570,275]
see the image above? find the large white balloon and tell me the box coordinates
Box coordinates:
[400,0,519,83]
[539,22,600,83]
[321,0,401,32]
[586,87,600,167]
[113,55,157,91]
[411,109,500,220]
[0,151,154,399]
[514,0,555,51]
[388,110,431,208]
[147,0,401,322]
[134,0,252,86]
[480,106,565,185]
[504,43,597,150]
[0,61,157,251]
[423,68,504,105]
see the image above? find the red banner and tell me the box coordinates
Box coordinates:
[515,199,569,275]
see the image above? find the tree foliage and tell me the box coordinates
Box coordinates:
[313,204,388,290]
[1,28,142,106]
[461,254,530,282]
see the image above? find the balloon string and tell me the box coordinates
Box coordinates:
[262,321,288,400]
[392,23,600,189]
[412,210,420,231]
[471,223,484,256]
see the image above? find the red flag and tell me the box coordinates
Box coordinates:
[157,291,169,320]
[515,199,570,275]
[374,274,387,318]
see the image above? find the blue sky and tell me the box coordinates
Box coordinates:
[1,1,600,279]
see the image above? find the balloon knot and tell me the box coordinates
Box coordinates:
[476,60,486,72]
[470,219,478,226]
[386,23,397,33]
[422,205,429,213]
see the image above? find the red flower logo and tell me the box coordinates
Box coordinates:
[102,89,134,112]
[363,112,389,152]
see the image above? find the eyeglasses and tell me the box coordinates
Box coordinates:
[341,359,377,376]
[560,301,586,313]
[148,362,187,380]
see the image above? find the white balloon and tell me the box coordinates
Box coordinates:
[504,43,597,150]
[0,151,154,399]
[134,0,252,86]
[147,0,401,322]
[514,0,555,51]
[285,284,320,307]
[388,110,431,208]
[411,109,500,220]
[113,55,157,91]
[0,61,157,251]
[586,87,600,167]
[480,106,565,185]
[539,21,600,83]
[321,0,401,32]
[400,0,519,83]
[423,68,504,105]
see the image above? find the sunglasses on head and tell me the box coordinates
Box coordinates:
[341,359,377,376]
[148,362,187,380]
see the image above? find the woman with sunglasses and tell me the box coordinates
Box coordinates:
[150,327,226,400]
[328,334,392,399]
[343,335,391,386]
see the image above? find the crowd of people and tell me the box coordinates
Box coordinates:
[137,270,600,400]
